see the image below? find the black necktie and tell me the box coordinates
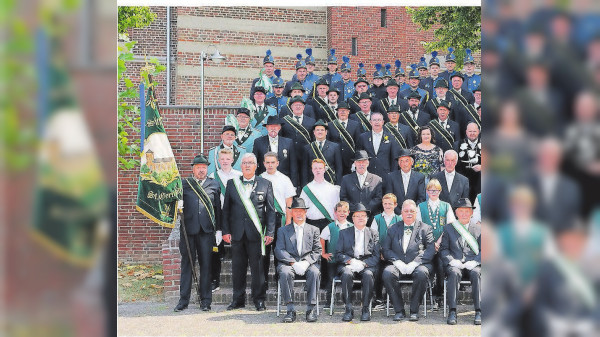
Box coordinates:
[319,141,323,150]
[341,121,346,128]
[295,116,300,123]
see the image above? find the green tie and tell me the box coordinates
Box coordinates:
[319,141,323,151]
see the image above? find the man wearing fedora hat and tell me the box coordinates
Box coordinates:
[383,149,426,215]
[274,197,322,323]
[383,105,414,150]
[381,199,435,322]
[339,150,384,218]
[356,112,401,179]
[281,96,316,186]
[233,107,262,154]
[327,102,361,175]
[175,154,222,312]
[335,203,380,322]
[427,99,460,154]
[373,79,409,117]
[279,82,317,119]
[252,116,298,186]
[350,92,377,133]
[440,198,481,325]
[207,125,247,177]
[302,120,343,187]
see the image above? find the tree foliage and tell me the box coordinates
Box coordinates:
[408,6,481,68]
[118,7,157,35]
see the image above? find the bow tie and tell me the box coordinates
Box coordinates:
[404,225,414,232]
[242,180,254,185]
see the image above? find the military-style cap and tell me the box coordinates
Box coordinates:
[395,148,415,160]
[272,69,285,87]
[429,51,440,66]
[340,56,351,72]
[464,48,475,64]
[312,119,328,131]
[434,79,449,89]
[265,115,283,125]
[290,82,306,92]
[327,85,340,95]
[383,63,393,78]
[354,77,369,87]
[222,125,237,135]
[407,91,421,100]
[237,107,251,116]
[417,57,428,70]
[408,64,420,79]
[289,96,305,105]
[295,53,307,70]
[328,49,338,64]
[437,99,451,110]
[394,60,405,77]
[191,154,210,166]
[357,62,367,78]
[373,64,384,79]
[445,47,456,62]
[305,48,316,65]
[253,86,267,95]
[337,101,351,110]
[358,92,372,101]
[263,49,274,65]
[386,79,399,87]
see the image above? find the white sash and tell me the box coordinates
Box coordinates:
[451,221,479,255]
[232,178,266,255]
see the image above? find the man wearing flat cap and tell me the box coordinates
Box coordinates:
[302,120,343,186]
[207,125,247,176]
[335,203,380,322]
[440,198,481,325]
[383,149,426,214]
[339,150,384,218]
[175,154,222,313]
[275,197,322,323]
[327,102,362,175]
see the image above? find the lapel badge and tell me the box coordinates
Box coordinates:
[283,149,288,158]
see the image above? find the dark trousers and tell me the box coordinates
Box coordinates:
[374,260,390,300]
[308,218,332,289]
[179,231,214,306]
[325,262,338,302]
[338,265,376,310]
[382,264,430,314]
[432,253,445,298]
[446,265,481,311]
[210,240,223,286]
[231,233,266,305]
[263,213,284,289]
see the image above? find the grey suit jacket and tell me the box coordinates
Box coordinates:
[384,170,426,214]
[381,220,434,266]
[275,223,322,266]
[335,226,380,268]
[440,221,481,266]
[339,172,383,214]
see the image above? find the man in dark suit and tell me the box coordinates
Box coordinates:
[275,197,322,323]
[427,99,460,153]
[399,91,431,135]
[448,72,479,136]
[340,151,384,216]
[373,79,409,116]
[347,78,371,114]
[350,92,379,133]
[431,150,470,209]
[335,203,380,322]
[381,199,435,321]
[384,149,426,214]
[253,116,298,186]
[281,96,316,186]
[279,82,317,119]
[175,155,222,312]
[456,123,481,202]
[302,120,343,186]
[306,78,337,122]
[356,112,400,179]
[423,79,454,121]
[383,105,415,150]
[222,153,276,311]
[440,198,481,325]
[327,102,361,175]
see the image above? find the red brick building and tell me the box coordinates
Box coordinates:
[118,6,475,264]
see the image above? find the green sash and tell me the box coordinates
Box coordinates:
[451,221,479,255]
[381,98,391,113]
[450,88,481,129]
[419,201,448,240]
[332,119,355,151]
[214,171,226,196]
[302,185,333,222]
[428,120,455,149]
[310,142,336,184]
[477,193,481,207]
[554,255,596,309]
[355,111,372,132]
[283,115,311,145]
[273,195,286,227]
[185,177,216,229]
[384,123,408,149]
[232,178,266,255]
[400,111,420,138]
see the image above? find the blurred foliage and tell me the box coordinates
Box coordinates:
[408,6,481,69]
[118,6,157,35]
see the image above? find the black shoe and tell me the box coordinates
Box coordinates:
[474,310,481,325]
[200,304,211,311]
[255,301,266,311]
[342,308,354,322]
[360,307,371,321]
[283,310,297,323]
[447,310,457,325]
[409,312,419,321]
[211,282,220,293]
[227,302,245,310]
[393,310,406,321]
[306,308,318,322]
[174,302,188,312]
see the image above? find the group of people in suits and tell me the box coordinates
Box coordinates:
[173,47,483,325]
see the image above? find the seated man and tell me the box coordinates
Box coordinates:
[275,197,322,323]
[440,198,481,325]
[335,203,380,322]
[382,199,435,322]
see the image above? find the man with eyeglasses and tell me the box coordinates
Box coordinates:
[348,78,372,114]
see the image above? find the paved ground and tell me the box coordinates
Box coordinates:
[118,301,481,336]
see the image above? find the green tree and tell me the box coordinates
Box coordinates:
[118,7,157,35]
[408,6,481,69]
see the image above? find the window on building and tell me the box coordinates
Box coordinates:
[352,37,358,56]
[381,9,387,28]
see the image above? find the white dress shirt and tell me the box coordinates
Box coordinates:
[293,114,304,124]
[416,199,457,224]
[209,169,242,207]
[402,223,414,253]
[401,170,411,195]
[269,136,279,152]
[356,171,368,188]
[294,222,305,255]
[320,220,352,240]
[389,98,397,106]
[338,119,348,128]
[445,170,456,192]
[372,131,383,153]
[260,170,296,210]
[354,227,366,257]
[242,175,256,198]
[300,180,340,220]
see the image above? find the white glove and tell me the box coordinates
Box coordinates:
[292,260,310,276]
[177,200,184,212]
[405,261,420,274]
[463,260,479,270]
[449,259,463,269]
[350,259,365,273]
[393,260,407,274]
[215,230,222,246]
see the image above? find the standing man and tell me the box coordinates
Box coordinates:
[427,99,460,153]
[348,78,372,115]
[175,155,221,312]
[462,49,481,93]
[302,48,319,91]
[279,82,317,119]
[431,150,470,209]
[302,120,343,186]
[373,79,409,117]
[234,108,262,154]
[449,72,478,136]
[440,198,481,325]
[339,150,384,217]
[275,197,322,323]
[284,54,312,98]
[281,96,316,185]
[322,49,342,85]
[439,47,457,84]
[368,64,387,100]
[356,112,400,179]
[307,78,336,122]
[384,149,426,214]
[265,69,287,114]
[251,86,278,136]
[350,92,376,133]
[399,64,429,106]
[423,79,454,119]
[222,153,276,311]
[456,123,481,202]
[394,60,411,93]
[250,49,276,99]
[421,52,442,98]
[333,56,354,101]
[399,91,431,141]
[383,105,414,150]
[382,200,435,321]
[253,116,298,186]
[327,102,361,175]
[207,125,246,176]
[335,203,380,322]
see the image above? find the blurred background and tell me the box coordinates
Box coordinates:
[0,0,599,336]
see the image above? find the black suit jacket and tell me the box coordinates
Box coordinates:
[423,95,456,120]
[182,177,222,235]
[529,174,581,233]
[280,114,316,164]
[356,130,400,179]
[340,172,384,215]
[222,176,276,241]
[384,170,426,214]
[302,140,343,186]
[382,220,435,265]
[399,109,431,127]
[373,97,409,117]
[335,226,380,268]
[384,122,416,149]
[440,222,481,266]
[327,119,362,175]
[279,103,316,120]
[431,170,470,208]
[253,135,298,187]
[274,223,322,265]
[429,119,461,153]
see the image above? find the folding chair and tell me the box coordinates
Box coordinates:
[329,276,373,316]
[385,278,434,317]
[276,278,320,317]
[444,279,478,317]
